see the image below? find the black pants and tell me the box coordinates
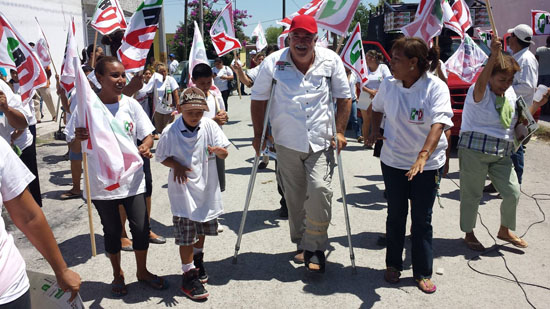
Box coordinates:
[381,162,437,280]
[20,125,42,207]
[221,90,230,111]
[216,157,225,192]
[137,140,152,197]
[93,193,150,254]
[0,289,31,309]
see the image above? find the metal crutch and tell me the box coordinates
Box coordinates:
[233,80,277,264]
[327,77,357,273]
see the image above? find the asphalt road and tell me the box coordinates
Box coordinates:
[7,93,550,308]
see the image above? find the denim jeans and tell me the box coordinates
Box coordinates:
[381,162,437,279]
[347,100,362,138]
[511,145,524,184]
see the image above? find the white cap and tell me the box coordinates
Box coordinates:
[250,50,257,55]
[507,24,534,45]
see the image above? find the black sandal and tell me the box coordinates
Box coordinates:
[304,250,325,273]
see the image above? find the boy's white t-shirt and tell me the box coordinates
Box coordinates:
[153,75,179,115]
[203,91,225,119]
[156,117,230,222]
[64,96,155,200]
[0,138,34,304]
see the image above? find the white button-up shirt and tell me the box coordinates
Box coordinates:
[513,47,538,106]
[251,47,351,153]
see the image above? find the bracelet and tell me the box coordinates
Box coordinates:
[418,149,429,157]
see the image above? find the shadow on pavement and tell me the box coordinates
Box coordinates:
[43,154,68,165]
[340,184,387,209]
[58,234,105,267]
[220,209,285,235]
[48,170,72,186]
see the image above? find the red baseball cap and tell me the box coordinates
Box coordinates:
[289,15,318,34]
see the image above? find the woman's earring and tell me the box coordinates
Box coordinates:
[410,66,414,71]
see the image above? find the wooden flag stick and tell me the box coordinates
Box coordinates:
[82,152,97,257]
[90,31,99,68]
[233,50,242,99]
[335,35,345,54]
[485,0,505,68]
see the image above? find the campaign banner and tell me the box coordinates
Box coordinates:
[532,10,550,35]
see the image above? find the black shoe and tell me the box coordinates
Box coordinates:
[149,235,166,244]
[181,269,209,300]
[193,252,208,284]
[258,161,268,170]
[483,183,497,193]
[304,250,325,273]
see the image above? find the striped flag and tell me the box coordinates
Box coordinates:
[315,0,360,36]
[277,0,325,48]
[210,3,242,57]
[0,12,46,105]
[117,0,162,73]
[91,0,128,35]
[445,33,487,83]
[73,57,143,191]
[340,23,368,86]
[401,0,444,44]
[60,17,78,93]
[442,0,471,38]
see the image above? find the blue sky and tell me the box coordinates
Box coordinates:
[163,0,415,36]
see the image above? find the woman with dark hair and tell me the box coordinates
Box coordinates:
[81,44,104,67]
[66,57,168,296]
[368,37,453,294]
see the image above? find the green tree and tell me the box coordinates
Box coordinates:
[265,26,283,44]
[349,2,376,40]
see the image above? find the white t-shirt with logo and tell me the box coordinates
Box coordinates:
[153,75,179,115]
[372,74,453,170]
[64,96,155,200]
[212,66,233,92]
[156,117,230,222]
[358,63,391,110]
[0,137,35,304]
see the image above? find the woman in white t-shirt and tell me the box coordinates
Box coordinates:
[458,38,550,251]
[360,50,391,148]
[134,68,153,119]
[69,57,167,296]
[369,37,453,294]
[0,137,81,307]
[152,63,179,134]
[212,58,234,111]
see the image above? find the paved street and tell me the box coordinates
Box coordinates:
[7,94,550,308]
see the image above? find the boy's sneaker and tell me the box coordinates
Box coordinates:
[193,252,208,283]
[181,269,209,300]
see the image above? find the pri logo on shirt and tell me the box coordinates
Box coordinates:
[409,108,424,124]
[275,61,291,71]
[124,121,134,136]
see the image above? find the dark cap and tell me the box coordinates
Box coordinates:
[180,87,209,112]
[289,15,318,34]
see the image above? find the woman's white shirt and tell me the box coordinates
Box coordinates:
[372,74,454,170]
[358,63,391,110]
[460,84,518,141]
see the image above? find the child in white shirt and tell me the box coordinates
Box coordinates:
[156,87,230,301]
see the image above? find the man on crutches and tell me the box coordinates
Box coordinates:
[250,15,352,273]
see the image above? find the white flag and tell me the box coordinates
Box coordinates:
[340,23,368,86]
[446,33,488,83]
[251,22,267,52]
[210,2,242,56]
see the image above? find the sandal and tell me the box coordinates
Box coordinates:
[384,267,401,284]
[304,250,325,273]
[60,190,82,200]
[292,250,304,264]
[138,275,169,290]
[416,278,437,294]
[497,235,528,248]
[111,278,128,297]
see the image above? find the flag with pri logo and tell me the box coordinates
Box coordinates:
[0,12,46,106]
[442,0,471,37]
[532,10,550,35]
[210,2,242,56]
[91,0,128,35]
[251,22,267,52]
[315,0,361,36]
[277,0,325,48]
[34,18,51,67]
[117,0,162,73]
[60,17,78,93]
[445,33,488,83]
[72,57,143,192]
[474,27,492,46]
[340,23,368,86]
[401,0,444,44]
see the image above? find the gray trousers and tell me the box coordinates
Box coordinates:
[275,144,335,252]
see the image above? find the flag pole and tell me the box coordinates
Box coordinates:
[335,35,345,54]
[91,31,99,68]
[233,50,242,99]
[83,152,97,257]
[485,0,505,68]
[35,17,58,75]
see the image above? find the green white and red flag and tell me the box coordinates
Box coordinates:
[210,2,242,57]
[34,18,51,68]
[0,12,47,106]
[340,23,368,86]
[401,0,444,44]
[117,0,163,73]
[73,57,143,191]
[532,10,550,35]
[186,21,222,96]
[442,0,471,38]
[315,0,361,36]
[251,22,267,52]
[445,33,487,83]
[60,17,78,93]
[277,0,325,48]
[91,0,128,35]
